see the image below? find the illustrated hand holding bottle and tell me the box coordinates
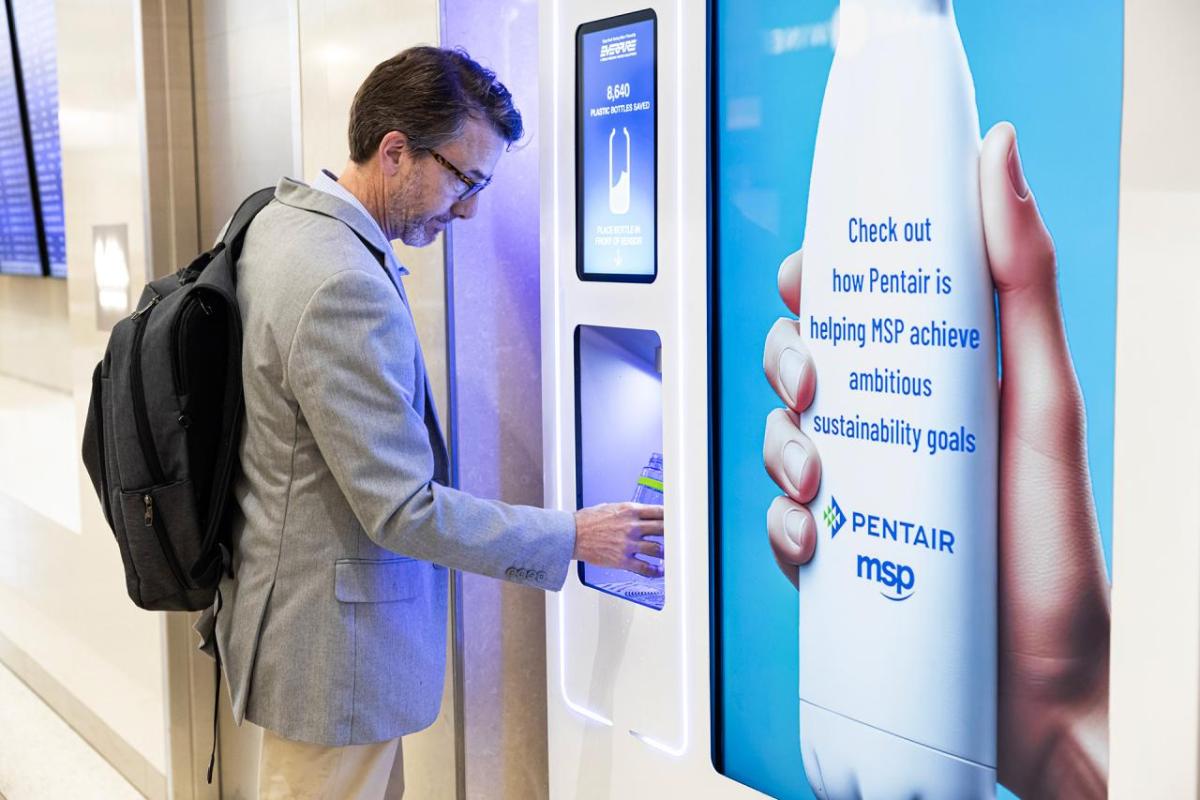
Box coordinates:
[763,120,1110,799]
[776,2,1002,794]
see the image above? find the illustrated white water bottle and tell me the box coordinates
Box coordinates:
[798,1,998,798]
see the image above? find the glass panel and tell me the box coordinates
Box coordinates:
[576,324,665,610]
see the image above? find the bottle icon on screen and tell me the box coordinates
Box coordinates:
[608,127,631,214]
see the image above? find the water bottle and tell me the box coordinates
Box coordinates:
[633,452,664,505]
[633,452,664,568]
[797,1,998,797]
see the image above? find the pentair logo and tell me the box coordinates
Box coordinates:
[823,495,846,538]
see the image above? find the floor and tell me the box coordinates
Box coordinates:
[0,374,149,798]
[0,659,142,799]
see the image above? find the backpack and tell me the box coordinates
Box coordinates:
[81,188,274,612]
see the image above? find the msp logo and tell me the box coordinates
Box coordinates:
[823,496,846,538]
[856,555,916,601]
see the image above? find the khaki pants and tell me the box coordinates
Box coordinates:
[258,727,403,799]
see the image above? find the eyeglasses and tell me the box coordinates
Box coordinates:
[429,149,491,201]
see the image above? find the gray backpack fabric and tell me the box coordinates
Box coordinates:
[81,188,274,612]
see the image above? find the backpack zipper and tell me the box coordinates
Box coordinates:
[129,297,190,590]
[171,301,197,396]
[130,297,167,484]
[130,292,161,321]
[143,493,189,589]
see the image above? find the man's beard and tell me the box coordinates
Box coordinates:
[388,173,446,247]
[398,216,443,247]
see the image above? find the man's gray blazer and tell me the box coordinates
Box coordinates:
[195,177,575,746]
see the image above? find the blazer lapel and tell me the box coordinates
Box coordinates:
[275,177,450,483]
[273,177,413,296]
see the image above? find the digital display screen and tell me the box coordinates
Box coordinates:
[711,2,1122,798]
[14,0,66,277]
[0,3,39,276]
[576,10,656,282]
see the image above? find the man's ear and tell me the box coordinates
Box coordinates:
[378,130,409,176]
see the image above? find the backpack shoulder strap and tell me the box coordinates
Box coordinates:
[195,186,275,291]
[223,186,276,250]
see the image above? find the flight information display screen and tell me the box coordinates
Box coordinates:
[0,3,39,276]
[576,10,656,282]
[14,0,66,277]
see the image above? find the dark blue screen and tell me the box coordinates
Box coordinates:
[579,15,655,279]
[0,2,38,276]
[14,0,65,277]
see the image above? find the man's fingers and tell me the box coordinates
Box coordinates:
[767,496,816,588]
[635,519,665,537]
[763,318,816,412]
[633,503,664,520]
[777,248,803,316]
[634,539,664,559]
[980,122,1087,450]
[763,408,821,502]
[627,558,663,579]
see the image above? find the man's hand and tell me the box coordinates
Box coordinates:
[573,502,665,578]
[761,122,1110,797]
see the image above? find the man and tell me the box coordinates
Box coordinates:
[196,46,663,798]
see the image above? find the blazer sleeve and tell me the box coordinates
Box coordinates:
[286,267,576,590]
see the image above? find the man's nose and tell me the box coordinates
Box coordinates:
[450,194,480,220]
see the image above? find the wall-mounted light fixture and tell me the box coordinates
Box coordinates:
[93,224,129,331]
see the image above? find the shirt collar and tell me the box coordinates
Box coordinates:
[312,169,409,276]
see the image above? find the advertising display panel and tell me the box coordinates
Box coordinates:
[713,2,1121,798]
